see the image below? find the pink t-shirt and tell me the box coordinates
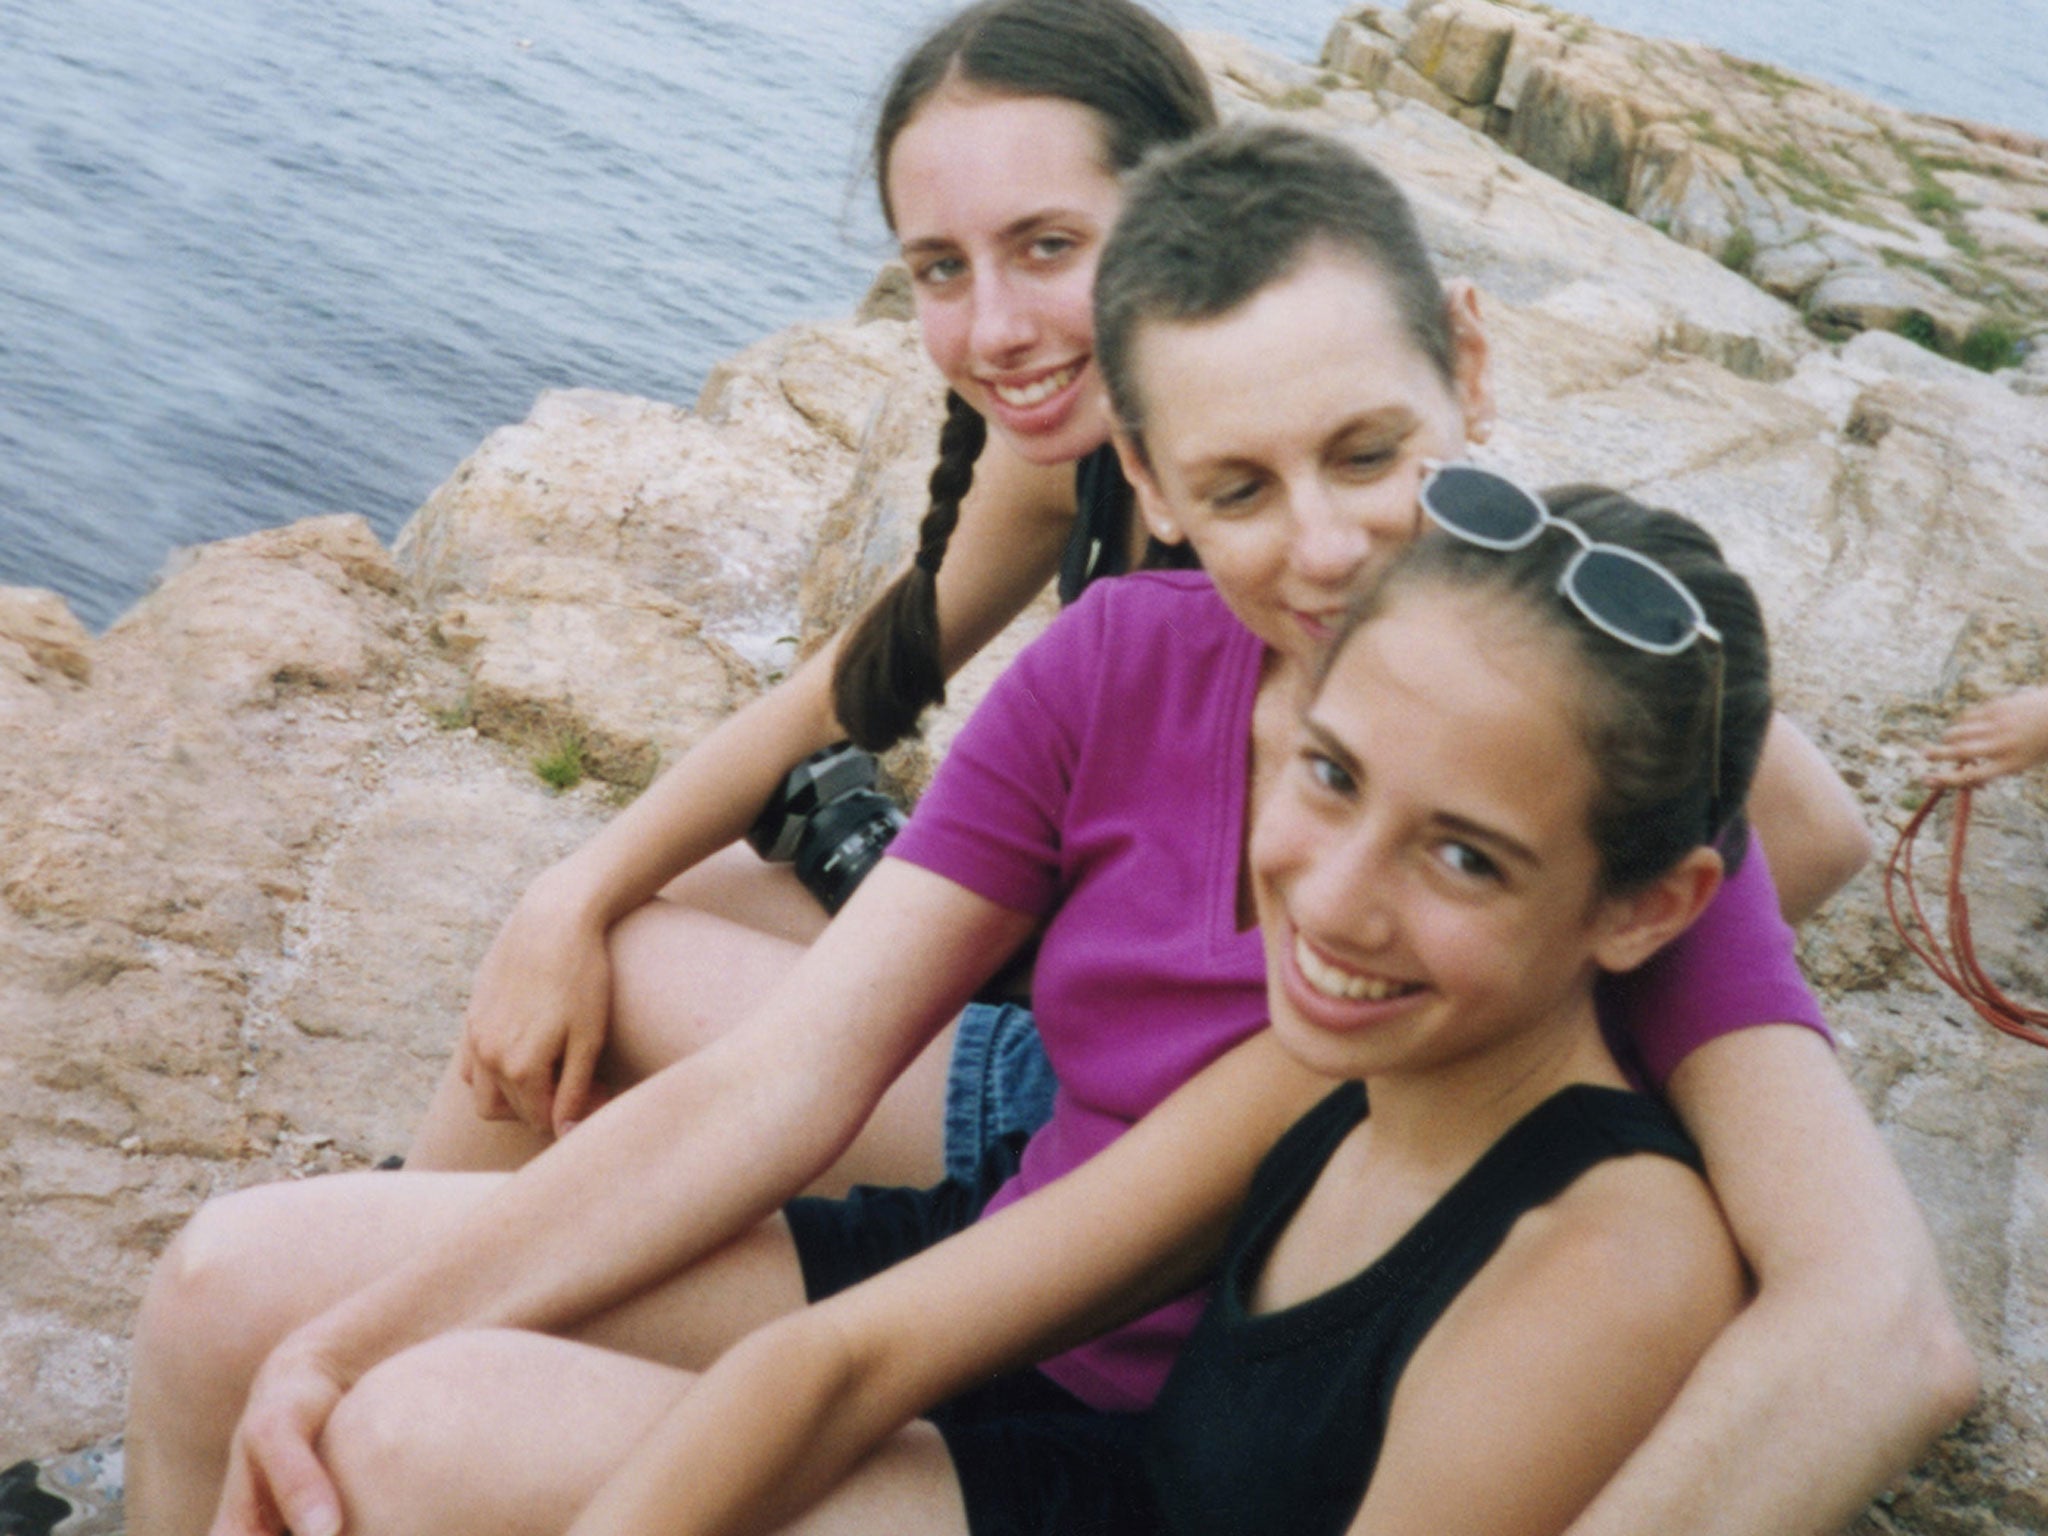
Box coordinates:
[888,570,1825,1411]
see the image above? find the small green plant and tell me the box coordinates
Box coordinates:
[1959,321,2023,372]
[532,734,586,792]
[1923,153,2004,178]
[1896,783,1929,814]
[1730,57,1802,96]
[1760,141,1871,222]
[428,691,474,730]
[1719,226,1757,271]
[1909,181,1959,217]
[1894,310,1941,350]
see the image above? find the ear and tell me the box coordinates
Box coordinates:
[1111,426,1185,546]
[1588,846,1724,976]
[1444,279,1497,447]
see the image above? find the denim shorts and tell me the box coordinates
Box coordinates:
[942,1001,1057,1184]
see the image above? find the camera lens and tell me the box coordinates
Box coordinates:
[748,743,908,912]
[792,789,907,914]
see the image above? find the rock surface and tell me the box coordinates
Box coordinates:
[4,8,2046,1531]
[1322,0,2048,373]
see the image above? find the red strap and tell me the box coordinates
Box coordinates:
[1885,785,2048,1049]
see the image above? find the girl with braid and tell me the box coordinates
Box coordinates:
[130,123,1964,1536]
[402,0,1210,1188]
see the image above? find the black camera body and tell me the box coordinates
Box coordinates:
[747,742,907,914]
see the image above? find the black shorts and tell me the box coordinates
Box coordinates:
[784,1140,1165,1536]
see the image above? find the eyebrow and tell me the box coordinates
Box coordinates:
[1300,716,1541,872]
[1175,406,1422,476]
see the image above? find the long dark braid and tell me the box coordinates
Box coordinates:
[830,0,1216,749]
[831,390,987,749]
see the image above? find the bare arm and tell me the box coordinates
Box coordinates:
[1559,1026,1976,1536]
[213,861,1042,1536]
[1745,714,1873,925]
[463,437,1079,1133]
[569,1032,1332,1536]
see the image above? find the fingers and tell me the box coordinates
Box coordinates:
[465,1041,519,1124]
[209,1443,283,1536]
[552,1032,602,1140]
[255,1437,343,1536]
[214,1416,342,1536]
[1926,721,2009,786]
[495,1054,559,1135]
[1924,762,1992,789]
[462,1019,551,1128]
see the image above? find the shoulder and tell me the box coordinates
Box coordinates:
[1047,569,1238,677]
[1419,1126,1742,1425]
[1072,567,1228,628]
[1352,1116,1743,1535]
[1504,1149,1740,1323]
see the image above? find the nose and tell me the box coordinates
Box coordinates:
[1289,813,1400,953]
[969,268,1037,362]
[1289,474,1424,590]
[1288,478,1376,589]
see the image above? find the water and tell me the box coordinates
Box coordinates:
[1559,0,2048,139]
[3,1,2043,629]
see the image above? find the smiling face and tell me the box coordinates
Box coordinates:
[885,86,1124,467]
[1250,584,1644,1087]
[1116,248,1490,664]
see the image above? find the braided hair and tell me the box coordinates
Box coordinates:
[830,0,1216,750]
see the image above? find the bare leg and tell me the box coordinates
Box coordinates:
[324,1329,966,1536]
[126,1170,808,1536]
[408,848,952,1193]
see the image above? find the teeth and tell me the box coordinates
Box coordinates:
[992,363,1079,408]
[1295,934,1416,1002]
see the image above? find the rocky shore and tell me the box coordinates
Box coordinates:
[4,4,2046,1530]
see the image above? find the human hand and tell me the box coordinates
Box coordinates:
[460,875,617,1139]
[1926,685,2048,788]
[210,1343,349,1536]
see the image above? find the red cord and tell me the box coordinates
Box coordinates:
[1884,784,2048,1050]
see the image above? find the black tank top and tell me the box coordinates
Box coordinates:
[1143,1083,1702,1536]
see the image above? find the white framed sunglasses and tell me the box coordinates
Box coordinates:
[1417,461,1726,835]
[1417,462,1722,656]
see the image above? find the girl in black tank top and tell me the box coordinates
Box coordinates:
[555,482,1771,1536]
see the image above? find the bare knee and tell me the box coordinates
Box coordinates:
[133,1184,312,1419]
[324,1331,686,1536]
[323,1338,495,1536]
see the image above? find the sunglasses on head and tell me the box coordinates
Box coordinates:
[1417,461,1725,836]
[1418,463,1721,656]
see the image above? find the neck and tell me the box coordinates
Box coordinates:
[1358,997,1627,1182]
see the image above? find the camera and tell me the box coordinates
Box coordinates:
[747,742,907,914]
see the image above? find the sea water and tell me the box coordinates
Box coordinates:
[2,0,2042,627]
